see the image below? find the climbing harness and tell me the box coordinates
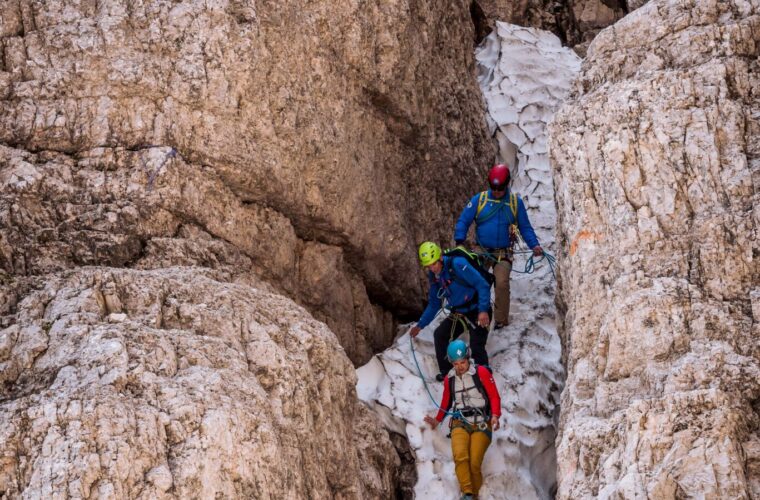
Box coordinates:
[410,332,488,431]
[446,368,491,432]
[447,312,475,342]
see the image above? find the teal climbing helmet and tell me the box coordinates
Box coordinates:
[446,339,469,362]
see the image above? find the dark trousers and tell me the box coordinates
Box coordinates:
[433,308,491,375]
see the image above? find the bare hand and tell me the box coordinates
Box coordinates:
[532,246,544,257]
[424,415,439,430]
[491,415,500,431]
[477,312,490,328]
[410,325,421,338]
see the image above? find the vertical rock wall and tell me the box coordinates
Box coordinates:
[550,0,760,497]
[0,0,495,366]
[0,0,498,497]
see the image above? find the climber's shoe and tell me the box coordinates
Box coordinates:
[436,373,446,382]
[460,494,474,500]
[494,322,506,329]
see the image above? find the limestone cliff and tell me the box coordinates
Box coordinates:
[0,0,497,497]
[0,0,495,366]
[550,0,760,497]
[0,268,403,498]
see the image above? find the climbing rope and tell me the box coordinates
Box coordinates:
[475,238,557,280]
[510,249,557,279]
[409,333,460,419]
[409,330,485,426]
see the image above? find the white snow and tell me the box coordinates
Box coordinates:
[357,23,581,499]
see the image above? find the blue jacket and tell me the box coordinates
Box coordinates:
[417,256,491,329]
[454,190,540,249]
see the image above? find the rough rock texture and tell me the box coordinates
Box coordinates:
[358,23,579,500]
[0,267,403,498]
[472,0,650,53]
[550,0,760,498]
[0,0,500,497]
[0,0,495,366]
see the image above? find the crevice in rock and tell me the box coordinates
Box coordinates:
[470,1,492,45]
[389,431,417,499]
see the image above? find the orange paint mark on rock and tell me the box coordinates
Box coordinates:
[569,230,601,256]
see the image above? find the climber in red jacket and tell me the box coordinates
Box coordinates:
[424,339,502,500]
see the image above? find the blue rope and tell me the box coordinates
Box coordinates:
[475,242,557,280]
[513,251,557,279]
[408,334,464,420]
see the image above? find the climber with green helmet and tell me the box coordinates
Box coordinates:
[411,242,492,381]
[424,339,502,500]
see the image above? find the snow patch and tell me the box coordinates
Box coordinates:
[357,23,581,499]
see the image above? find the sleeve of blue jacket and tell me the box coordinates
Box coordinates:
[453,194,479,243]
[516,197,540,249]
[452,258,492,313]
[417,274,442,329]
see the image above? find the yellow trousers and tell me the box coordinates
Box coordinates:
[451,423,492,495]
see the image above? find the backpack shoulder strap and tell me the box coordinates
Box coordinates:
[447,375,455,411]
[509,192,518,219]
[475,191,488,218]
[472,365,491,406]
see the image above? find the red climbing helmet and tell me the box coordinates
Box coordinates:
[488,164,510,190]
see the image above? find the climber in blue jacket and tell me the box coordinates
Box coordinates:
[454,164,543,328]
[410,242,492,380]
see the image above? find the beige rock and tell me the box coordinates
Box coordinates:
[471,0,648,50]
[0,267,403,498]
[0,0,496,365]
[550,0,760,498]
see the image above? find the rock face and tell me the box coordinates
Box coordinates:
[0,267,402,498]
[0,0,495,366]
[550,0,760,498]
[0,0,498,497]
[472,0,649,51]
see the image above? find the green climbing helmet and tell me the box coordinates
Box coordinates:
[447,339,469,362]
[418,241,442,267]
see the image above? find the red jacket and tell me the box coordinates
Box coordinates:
[435,365,501,422]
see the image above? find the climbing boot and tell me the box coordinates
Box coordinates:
[435,373,446,382]
[460,495,474,500]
